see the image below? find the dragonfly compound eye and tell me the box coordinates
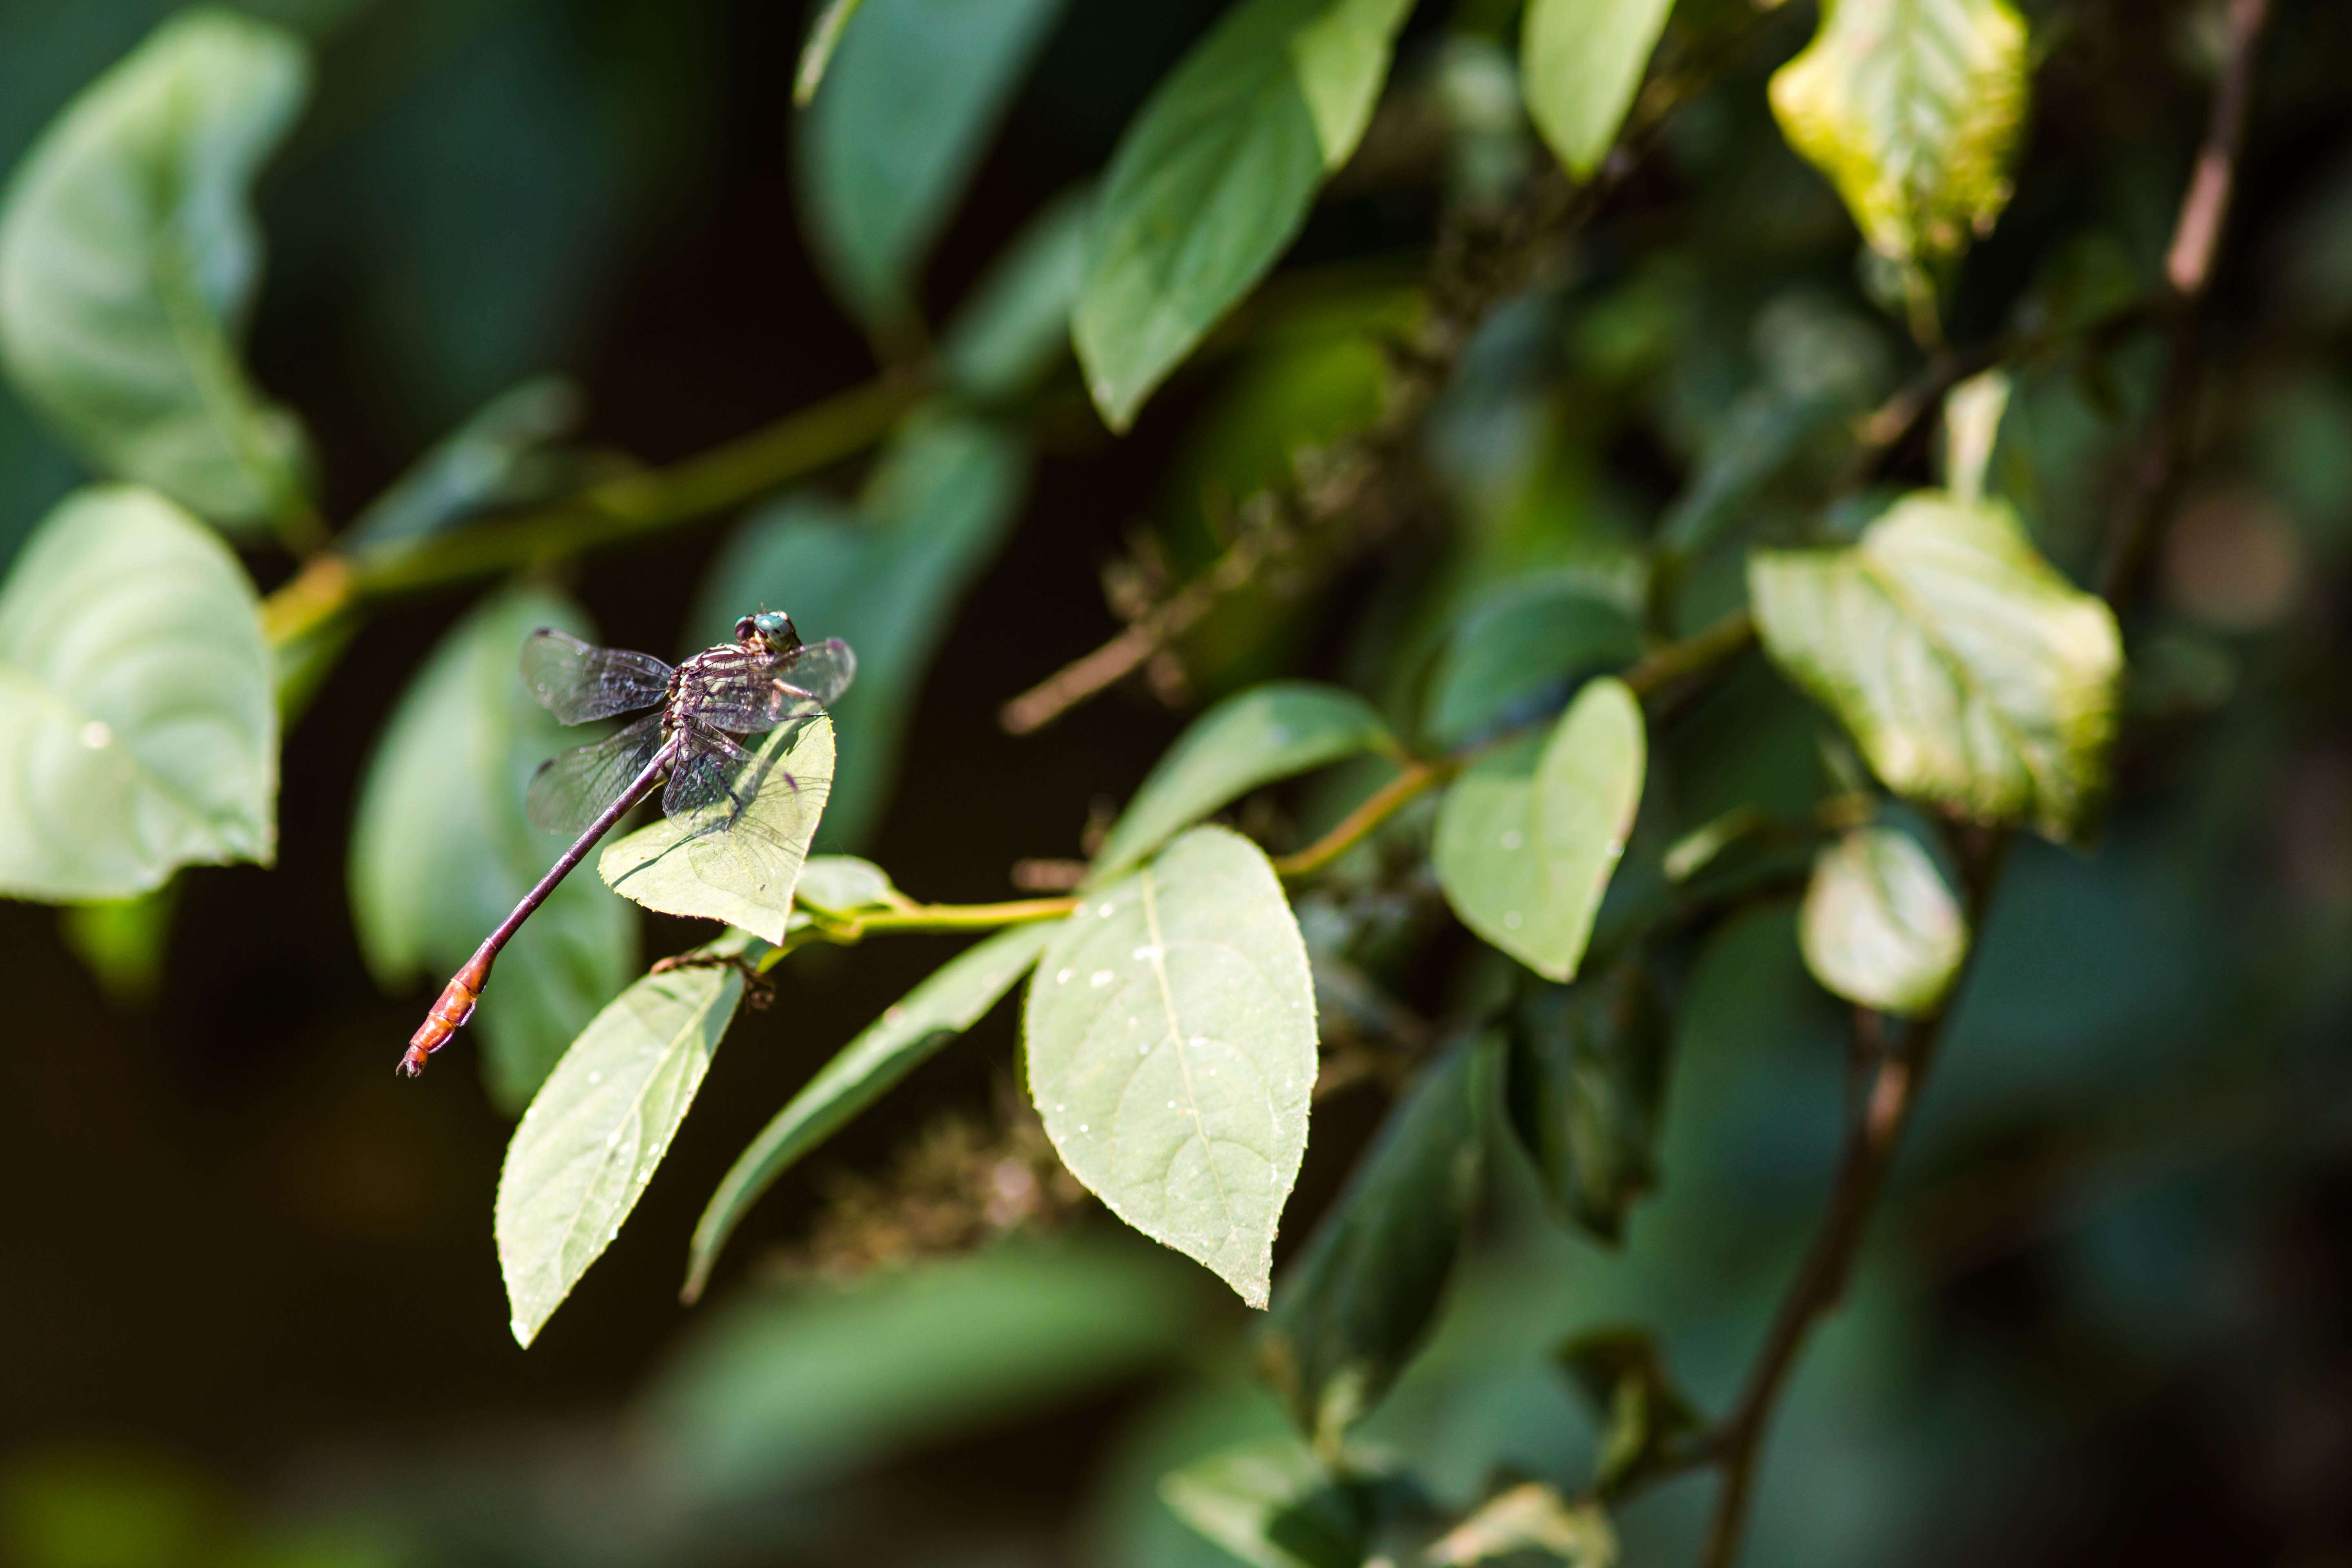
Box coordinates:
[733,615,757,643]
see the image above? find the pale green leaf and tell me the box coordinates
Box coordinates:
[799,0,1067,321]
[0,486,274,900]
[790,853,902,918]
[1433,677,1646,982]
[1521,0,1674,180]
[1026,825,1317,1308]
[497,940,751,1346]
[1074,0,1415,430]
[1259,1036,1500,1447]
[940,186,1091,404]
[598,715,833,942]
[1748,492,2123,841]
[1506,961,1668,1243]
[0,10,312,530]
[1427,1482,1618,1568]
[683,920,1056,1301]
[793,0,869,105]
[1941,366,2011,504]
[1767,0,2030,265]
[1799,825,1967,1014]
[1092,681,1396,884]
[1159,1439,1368,1568]
[1424,577,1642,746]
[350,587,637,1111]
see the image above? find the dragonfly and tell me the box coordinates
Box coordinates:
[398,609,856,1078]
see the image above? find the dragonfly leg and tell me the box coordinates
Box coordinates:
[649,948,775,1005]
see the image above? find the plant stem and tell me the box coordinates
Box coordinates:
[806,896,1080,944]
[1271,760,1452,878]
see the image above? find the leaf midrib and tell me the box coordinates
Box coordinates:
[1137,864,1238,1248]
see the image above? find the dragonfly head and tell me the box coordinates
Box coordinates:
[735,610,802,654]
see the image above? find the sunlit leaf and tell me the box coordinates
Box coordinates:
[1555,1327,1702,1497]
[0,486,274,900]
[1799,824,1967,1014]
[651,1236,1205,1499]
[1074,0,1415,430]
[343,377,585,548]
[0,10,312,530]
[689,414,1027,848]
[1027,826,1317,1308]
[1507,960,1669,1244]
[598,715,833,943]
[1092,682,1396,884]
[1160,1439,1370,1568]
[1434,677,1646,982]
[940,186,1091,404]
[790,853,902,918]
[1941,366,2010,504]
[798,0,1067,323]
[350,587,637,1111]
[1748,492,2123,842]
[684,920,1056,1301]
[1259,1035,1500,1446]
[1426,1482,1618,1567]
[1424,577,1642,746]
[497,935,753,1346]
[1767,0,2029,266]
[1520,0,1674,180]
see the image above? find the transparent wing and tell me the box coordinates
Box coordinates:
[519,628,671,724]
[661,725,821,905]
[526,713,665,834]
[691,638,859,733]
[662,729,757,819]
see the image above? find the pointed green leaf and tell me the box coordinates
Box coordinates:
[1074,0,1415,429]
[1941,367,2011,504]
[684,920,1056,1301]
[1507,961,1669,1244]
[940,186,1092,404]
[1026,825,1317,1308]
[799,0,1067,322]
[1259,1035,1500,1446]
[598,715,833,942]
[1160,1439,1370,1568]
[1748,492,2123,841]
[0,10,312,530]
[1427,1482,1618,1567]
[343,377,584,549]
[1092,682,1396,884]
[1799,825,1968,1014]
[1521,0,1675,180]
[1434,677,1646,982]
[1768,0,2029,265]
[1556,1327,1701,1497]
[0,486,274,900]
[497,940,752,1346]
[351,588,637,1111]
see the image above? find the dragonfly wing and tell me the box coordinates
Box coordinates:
[526,713,665,834]
[663,729,818,906]
[693,638,860,732]
[520,628,671,724]
[775,637,857,712]
[661,731,755,819]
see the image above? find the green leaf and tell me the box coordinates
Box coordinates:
[1259,1035,1501,1448]
[350,587,637,1111]
[651,1236,1205,1500]
[1941,366,2011,504]
[1798,825,1968,1014]
[60,882,178,1005]
[1748,492,2123,842]
[497,938,752,1346]
[598,715,833,943]
[1426,1482,1619,1567]
[793,0,869,105]
[940,186,1092,404]
[688,414,1027,849]
[1520,0,1674,180]
[0,486,274,900]
[798,0,1067,323]
[0,10,312,530]
[1506,961,1669,1244]
[1433,677,1646,982]
[1767,0,2030,266]
[1159,1440,1370,1568]
[683,920,1056,1301]
[1026,825,1317,1308]
[1073,0,1415,430]
[790,853,902,918]
[343,377,584,549]
[1424,577,1642,746]
[1556,1328,1700,1497]
[1092,681,1396,884]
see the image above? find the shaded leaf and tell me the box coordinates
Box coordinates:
[1556,1327,1701,1495]
[1748,492,2123,842]
[1424,577,1642,746]
[793,0,869,105]
[684,920,1057,1301]
[1768,0,2029,266]
[0,486,274,900]
[1259,1035,1501,1447]
[1026,826,1317,1308]
[940,186,1091,404]
[497,935,753,1346]
[1521,0,1674,180]
[1160,1439,1370,1568]
[598,715,834,943]
[1433,677,1646,982]
[1093,681,1396,884]
[1799,824,1968,1014]
[1426,1482,1617,1567]
[798,0,1067,322]
[0,10,311,530]
[1074,0,1415,430]
[351,587,636,1111]
[689,414,1027,849]
[1507,961,1669,1244]
[59,882,178,1005]
[343,377,585,548]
